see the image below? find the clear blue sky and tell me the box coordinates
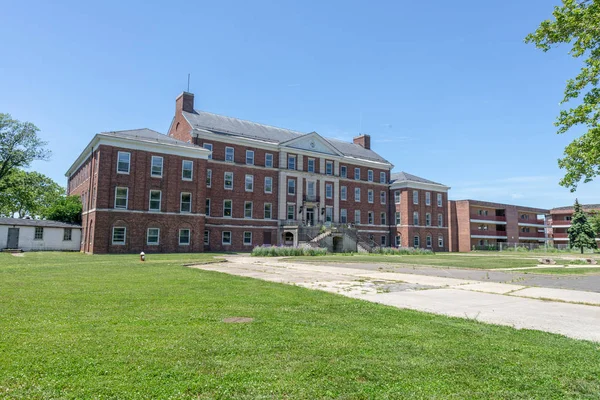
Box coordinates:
[1,0,597,209]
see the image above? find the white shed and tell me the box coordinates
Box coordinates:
[0,218,82,252]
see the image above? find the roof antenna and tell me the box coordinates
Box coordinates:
[187,73,190,92]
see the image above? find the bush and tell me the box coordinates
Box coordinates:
[373,247,434,256]
[251,246,327,257]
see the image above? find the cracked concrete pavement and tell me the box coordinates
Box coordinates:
[190,256,600,342]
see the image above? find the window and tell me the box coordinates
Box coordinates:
[425,213,431,226]
[225,147,234,162]
[438,236,444,248]
[368,170,373,182]
[380,191,386,204]
[521,214,529,220]
[264,177,273,193]
[117,151,130,174]
[205,199,211,216]
[340,209,347,223]
[308,158,315,173]
[63,228,72,241]
[149,190,161,211]
[368,189,374,203]
[354,210,361,224]
[288,155,296,170]
[368,211,374,225]
[115,187,128,209]
[265,153,273,168]
[287,205,295,220]
[203,143,213,159]
[246,150,254,165]
[224,172,233,190]
[243,231,252,245]
[326,161,333,175]
[381,236,387,246]
[395,212,401,225]
[395,191,401,204]
[180,192,192,213]
[204,230,210,245]
[151,156,163,178]
[177,229,190,245]
[307,181,316,199]
[340,166,347,178]
[413,190,419,204]
[426,235,432,248]
[288,179,296,195]
[206,169,212,187]
[264,203,272,219]
[395,236,401,247]
[380,172,386,184]
[413,235,420,248]
[326,183,333,199]
[413,212,419,225]
[222,231,232,245]
[245,174,254,192]
[325,207,333,222]
[112,227,126,245]
[354,168,360,180]
[147,228,160,245]
[565,216,572,221]
[341,186,347,201]
[438,214,443,227]
[437,193,443,207]
[244,201,253,218]
[182,160,193,180]
[34,227,44,240]
[223,200,232,217]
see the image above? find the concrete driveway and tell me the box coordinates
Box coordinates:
[190,256,600,342]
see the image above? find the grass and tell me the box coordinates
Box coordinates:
[1,252,600,398]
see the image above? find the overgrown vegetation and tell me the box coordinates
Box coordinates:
[251,245,327,257]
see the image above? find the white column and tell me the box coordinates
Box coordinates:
[297,155,303,171]
[334,160,339,176]
[280,151,287,169]
[278,171,287,220]
[319,158,325,174]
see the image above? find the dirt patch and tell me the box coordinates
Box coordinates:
[222,317,254,323]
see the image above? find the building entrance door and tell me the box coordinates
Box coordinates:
[7,228,19,249]
[306,208,315,226]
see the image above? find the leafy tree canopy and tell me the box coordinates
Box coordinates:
[43,195,82,224]
[567,199,598,253]
[0,113,50,189]
[525,0,600,191]
[0,169,64,218]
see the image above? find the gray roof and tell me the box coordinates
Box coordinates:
[0,218,81,229]
[182,110,391,164]
[552,204,600,212]
[100,128,198,148]
[390,171,444,186]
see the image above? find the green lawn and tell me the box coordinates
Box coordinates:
[1,252,600,399]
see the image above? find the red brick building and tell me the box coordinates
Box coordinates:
[548,204,600,248]
[448,199,549,252]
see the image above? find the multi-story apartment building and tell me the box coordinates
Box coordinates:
[549,204,600,248]
[448,200,549,252]
[389,172,450,251]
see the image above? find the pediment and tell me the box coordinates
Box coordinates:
[280,132,341,156]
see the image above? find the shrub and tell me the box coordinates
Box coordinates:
[373,247,434,256]
[251,246,327,257]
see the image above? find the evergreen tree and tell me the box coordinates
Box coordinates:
[568,200,597,254]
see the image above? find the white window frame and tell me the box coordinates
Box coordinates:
[288,155,296,170]
[395,236,401,247]
[182,160,193,181]
[340,166,347,178]
[413,235,420,248]
[264,203,272,219]
[355,188,361,202]
[425,213,431,227]
[413,190,419,205]
[326,161,333,176]
[265,153,273,168]
[63,228,72,241]
[287,179,296,195]
[326,183,333,199]
[245,174,254,192]
[206,169,212,188]
[426,235,432,248]
[204,230,210,245]
[381,212,386,225]
[34,227,44,240]
[341,186,347,201]
[114,187,128,209]
[225,146,234,163]
[354,168,360,180]
[264,177,273,194]
[246,150,255,165]
[425,192,431,206]
[151,156,163,178]
[380,172,386,184]
[354,210,361,224]
[179,229,191,246]
[368,211,374,225]
[437,193,443,207]
[244,201,253,219]
[380,191,386,204]
[438,236,444,248]
[340,209,347,223]
[287,204,295,220]
[413,211,419,226]
[368,189,374,204]
[117,151,130,174]
[222,231,232,245]
[149,190,162,211]
[368,170,373,182]
[180,192,192,213]
[395,212,401,225]
[325,207,333,222]
[438,214,443,227]
[112,227,126,245]
[307,158,315,173]
[223,200,233,218]
[224,172,233,190]
[203,143,213,159]
[243,231,252,246]
[147,228,160,245]
[395,191,401,204]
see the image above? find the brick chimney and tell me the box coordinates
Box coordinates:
[353,134,371,150]
[176,92,195,113]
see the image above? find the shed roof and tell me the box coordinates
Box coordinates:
[0,218,82,229]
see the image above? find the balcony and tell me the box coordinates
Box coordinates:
[551,220,571,226]
[553,233,569,239]
[518,231,546,238]
[471,229,508,237]
[518,218,546,226]
[470,214,506,222]
[303,195,320,203]
[280,219,300,227]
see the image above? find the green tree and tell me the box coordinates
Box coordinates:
[588,210,600,234]
[43,195,82,224]
[0,113,51,189]
[525,0,600,191]
[0,169,64,218]
[567,200,598,253]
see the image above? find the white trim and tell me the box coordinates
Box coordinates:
[146,227,160,245]
[264,203,273,220]
[471,235,508,239]
[202,143,213,159]
[246,150,255,165]
[149,189,162,212]
[117,151,131,175]
[204,223,278,229]
[206,169,212,188]
[265,153,274,168]
[84,208,205,216]
[264,176,273,194]
[112,226,126,245]
[469,219,508,225]
[114,187,128,209]
[182,159,194,181]
[551,224,571,228]
[244,201,253,219]
[245,174,254,192]
[203,230,210,245]
[518,222,548,228]
[243,231,253,245]
[180,192,192,213]
[224,171,233,190]
[151,155,164,178]
[391,181,450,192]
[222,231,232,245]
[519,237,551,241]
[179,228,191,246]
[225,146,235,163]
[223,199,233,218]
